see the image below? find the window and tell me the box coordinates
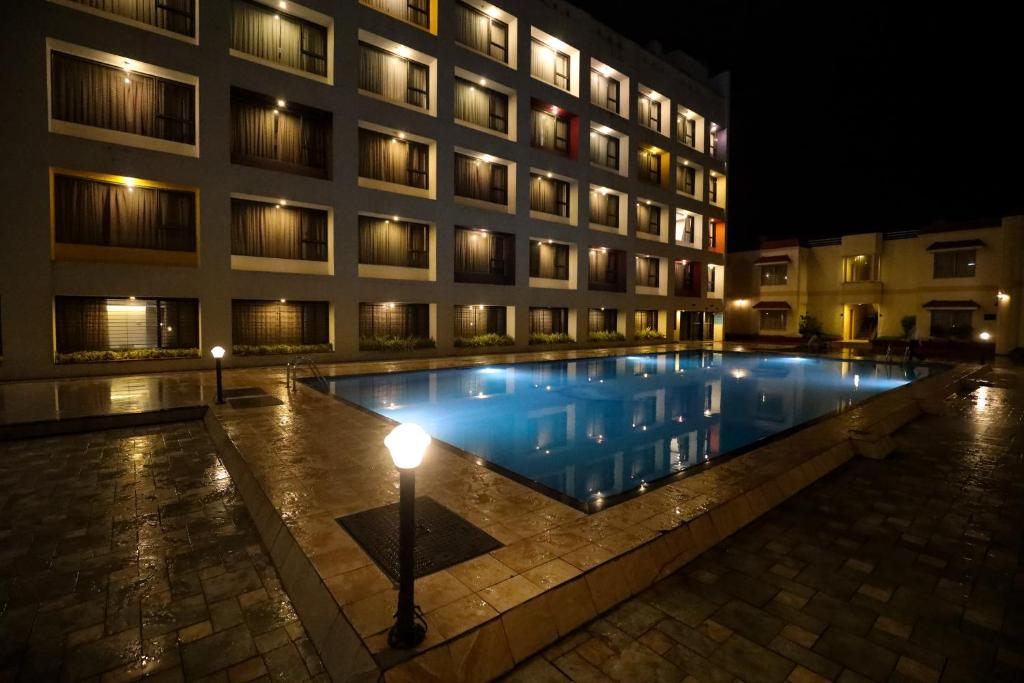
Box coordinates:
[708,175,719,203]
[358,128,429,189]
[53,173,196,252]
[589,191,619,228]
[55,296,199,361]
[588,249,625,292]
[362,0,430,29]
[231,1,328,77]
[675,260,700,296]
[842,254,878,282]
[679,117,696,147]
[680,214,695,244]
[709,127,718,157]
[531,107,570,156]
[636,203,661,236]
[760,311,786,331]
[63,0,196,37]
[930,310,973,339]
[359,303,430,339]
[634,309,658,332]
[933,250,976,278]
[358,43,429,110]
[530,174,569,217]
[358,217,428,268]
[530,307,569,334]
[454,305,507,338]
[589,308,617,334]
[231,89,331,177]
[759,263,788,286]
[707,266,717,293]
[530,241,569,280]
[639,149,661,185]
[677,165,696,195]
[231,199,327,261]
[454,153,508,205]
[531,40,570,92]
[590,70,620,113]
[50,51,196,146]
[590,131,619,170]
[706,220,718,250]
[454,228,515,285]
[638,95,661,131]
[454,2,508,63]
[637,256,660,288]
[453,78,508,133]
[233,300,330,350]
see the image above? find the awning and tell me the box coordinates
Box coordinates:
[922,300,981,310]
[754,255,792,265]
[926,238,985,251]
[752,301,792,310]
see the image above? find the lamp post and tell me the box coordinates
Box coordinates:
[384,423,431,649]
[211,346,226,404]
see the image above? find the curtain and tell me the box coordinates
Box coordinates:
[590,70,619,111]
[588,250,623,288]
[455,1,489,53]
[359,303,429,338]
[363,0,428,27]
[589,132,617,168]
[635,310,657,331]
[231,0,327,76]
[359,129,427,188]
[231,199,327,261]
[636,203,660,235]
[589,308,616,333]
[454,305,505,338]
[530,176,567,215]
[359,43,415,105]
[69,0,195,37]
[51,52,195,144]
[454,79,488,128]
[530,242,568,279]
[55,175,196,252]
[454,154,505,203]
[589,191,618,227]
[677,166,696,194]
[55,297,109,352]
[358,217,428,268]
[532,110,569,154]
[531,41,559,85]
[639,96,660,129]
[233,300,328,346]
[636,257,659,287]
[231,94,329,173]
[530,308,567,335]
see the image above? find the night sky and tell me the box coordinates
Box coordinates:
[571,1,1024,251]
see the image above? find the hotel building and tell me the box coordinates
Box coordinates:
[724,216,1024,354]
[0,0,728,380]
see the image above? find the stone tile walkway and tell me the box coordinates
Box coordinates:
[505,366,1024,682]
[0,421,325,682]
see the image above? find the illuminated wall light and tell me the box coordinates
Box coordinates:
[997,291,1010,302]
[279,298,286,303]
[979,331,992,341]
[599,64,612,76]
[273,13,280,20]
[598,125,611,134]
[397,132,406,139]
[396,45,412,58]
[485,5,500,18]
[392,215,399,221]
[480,154,494,163]
[279,1,286,8]
[276,98,286,107]
[479,78,487,86]
[546,171,553,178]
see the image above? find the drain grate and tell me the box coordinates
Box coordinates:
[338,497,502,582]
[228,395,284,409]
[223,387,267,398]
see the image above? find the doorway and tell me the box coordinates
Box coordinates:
[844,303,878,340]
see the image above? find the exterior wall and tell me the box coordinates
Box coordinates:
[725,217,1024,353]
[0,0,728,379]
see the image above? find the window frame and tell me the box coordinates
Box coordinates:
[932,249,977,279]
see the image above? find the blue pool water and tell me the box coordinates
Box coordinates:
[319,353,932,508]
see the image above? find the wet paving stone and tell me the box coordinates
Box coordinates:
[0,421,323,682]
[507,367,1024,682]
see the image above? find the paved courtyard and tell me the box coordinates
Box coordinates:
[504,366,1024,683]
[0,422,324,682]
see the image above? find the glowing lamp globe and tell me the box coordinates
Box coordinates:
[385,423,431,470]
[211,346,226,359]
[979,331,992,341]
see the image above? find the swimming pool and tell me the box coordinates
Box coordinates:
[317,352,932,510]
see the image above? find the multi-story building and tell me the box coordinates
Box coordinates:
[725,216,1024,354]
[0,0,728,380]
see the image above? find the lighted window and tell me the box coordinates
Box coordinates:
[759,263,788,286]
[842,254,879,282]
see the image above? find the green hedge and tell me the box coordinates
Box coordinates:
[359,336,436,352]
[55,347,200,364]
[529,333,575,345]
[589,330,626,342]
[454,333,515,348]
[635,328,666,341]
[232,343,333,357]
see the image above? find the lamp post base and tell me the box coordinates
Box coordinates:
[387,618,426,649]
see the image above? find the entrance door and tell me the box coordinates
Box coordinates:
[844,303,878,340]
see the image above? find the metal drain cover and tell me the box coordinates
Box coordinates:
[223,387,267,398]
[228,395,284,409]
[338,497,502,582]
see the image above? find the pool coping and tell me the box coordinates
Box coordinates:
[197,350,986,683]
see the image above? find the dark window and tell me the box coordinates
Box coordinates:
[929,310,973,338]
[589,190,619,228]
[634,309,658,332]
[638,95,661,131]
[232,0,328,76]
[530,307,569,334]
[637,256,660,287]
[231,89,331,178]
[454,305,507,338]
[50,51,196,145]
[589,308,618,333]
[54,174,196,252]
[710,128,719,156]
[232,300,330,348]
[679,116,696,146]
[760,311,786,331]
[759,263,788,286]
[530,175,570,217]
[708,174,719,203]
[707,265,717,292]
[65,0,196,37]
[358,128,429,189]
[933,250,977,278]
[606,78,620,112]
[55,296,198,355]
[454,153,508,205]
[358,216,429,268]
[454,2,508,62]
[530,241,569,280]
[453,78,508,133]
[678,165,696,195]
[675,260,701,296]
[588,249,626,292]
[359,303,430,339]
[636,203,661,235]
[231,198,328,261]
[681,214,695,243]
[639,149,661,185]
[589,131,619,170]
[454,228,515,285]
[707,220,718,249]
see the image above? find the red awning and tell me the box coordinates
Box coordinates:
[922,300,981,310]
[752,301,792,310]
[754,255,792,265]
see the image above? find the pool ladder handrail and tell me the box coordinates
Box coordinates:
[286,356,327,390]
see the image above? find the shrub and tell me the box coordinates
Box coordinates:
[232,343,333,356]
[900,315,917,339]
[55,347,200,364]
[454,333,515,348]
[798,314,824,338]
[589,330,626,342]
[635,327,666,341]
[529,333,575,345]
[359,336,435,352]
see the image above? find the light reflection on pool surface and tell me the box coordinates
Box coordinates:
[318,353,932,508]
